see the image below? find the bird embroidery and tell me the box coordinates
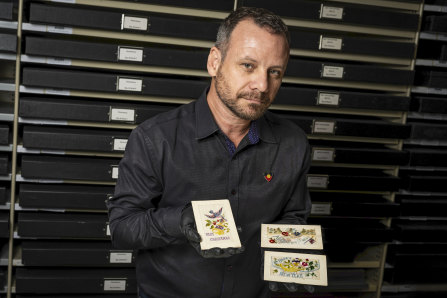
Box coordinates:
[204,207,229,235]
[205,207,223,219]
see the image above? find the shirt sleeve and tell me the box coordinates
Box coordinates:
[275,138,312,225]
[106,126,185,250]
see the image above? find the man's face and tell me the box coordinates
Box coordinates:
[214,20,289,121]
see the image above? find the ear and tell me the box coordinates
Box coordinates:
[207,47,221,77]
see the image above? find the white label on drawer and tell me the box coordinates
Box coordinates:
[111,108,135,122]
[322,65,344,79]
[320,5,344,20]
[104,279,126,291]
[44,89,71,96]
[317,91,340,106]
[320,36,342,50]
[117,77,142,92]
[313,120,335,134]
[47,26,73,34]
[118,46,144,62]
[312,148,335,162]
[46,57,72,65]
[22,23,47,32]
[311,203,331,215]
[22,54,72,66]
[112,166,119,179]
[113,139,128,151]
[20,85,44,94]
[106,224,111,236]
[21,54,46,64]
[307,175,329,189]
[51,0,76,3]
[110,252,133,263]
[122,15,148,31]
[433,60,447,67]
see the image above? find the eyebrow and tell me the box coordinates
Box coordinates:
[239,56,285,69]
[239,56,257,63]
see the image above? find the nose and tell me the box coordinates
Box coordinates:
[249,70,268,93]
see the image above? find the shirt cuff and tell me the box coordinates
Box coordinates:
[163,206,184,239]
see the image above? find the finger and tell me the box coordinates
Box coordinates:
[268,282,279,292]
[190,240,201,252]
[225,247,236,255]
[202,247,224,258]
[211,247,224,256]
[190,228,202,242]
[225,246,245,255]
[304,285,315,293]
[283,282,298,292]
[185,227,201,243]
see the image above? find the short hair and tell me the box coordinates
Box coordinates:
[215,7,290,60]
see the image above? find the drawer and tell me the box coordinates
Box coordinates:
[19,183,113,211]
[19,96,175,124]
[21,155,121,182]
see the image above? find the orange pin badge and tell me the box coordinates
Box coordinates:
[264,173,273,182]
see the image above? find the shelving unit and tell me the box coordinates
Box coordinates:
[0,0,18,295]
[381,1,447,297]
[0,0,436,297]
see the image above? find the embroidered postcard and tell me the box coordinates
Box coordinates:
[191,199,241,250]
[264,251,328,286]
[261,224,323,250]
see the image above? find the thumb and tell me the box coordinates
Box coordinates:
[184,226,201,243]
[268,282,279,292]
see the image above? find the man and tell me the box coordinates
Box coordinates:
[107,6,311,298]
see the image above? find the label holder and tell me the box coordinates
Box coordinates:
[109,251,133,264]
[312,120,336,134]
[103,279,127,291]
[117,46,144,62]
[112,138,128,152]
[111,166,119,179]
[311,202,332,215]
[121,14,150,32]
[316,91,341,107]
[116,76,143,93]
[321,64,344,79]
[311,147,335,162]
[306,175,330,189]
[109,107,136,123]
[320,4,344,20]
[319,35,343,51]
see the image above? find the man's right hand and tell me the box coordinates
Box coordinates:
[180,203,202,244]
[180,203,244,258]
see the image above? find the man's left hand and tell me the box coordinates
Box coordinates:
[268,281,315,293]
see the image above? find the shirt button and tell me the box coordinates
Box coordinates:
[227,265,233,271]
[231,189,236,195]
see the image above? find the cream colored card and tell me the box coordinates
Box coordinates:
[261,224,323,250]
[264,251,328,286]
[191,199,241,250]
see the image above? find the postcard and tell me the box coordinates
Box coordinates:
[261,224,323,250]
[264,251,328,286]
[191,199,241,250]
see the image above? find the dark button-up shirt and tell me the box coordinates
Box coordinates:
[107,89,311,298]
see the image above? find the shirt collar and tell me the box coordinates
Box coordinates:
[195,88,220,140]
[195,87,278,144]
[256,111,278,144]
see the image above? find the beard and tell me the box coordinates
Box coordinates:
[215,68,272,121]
